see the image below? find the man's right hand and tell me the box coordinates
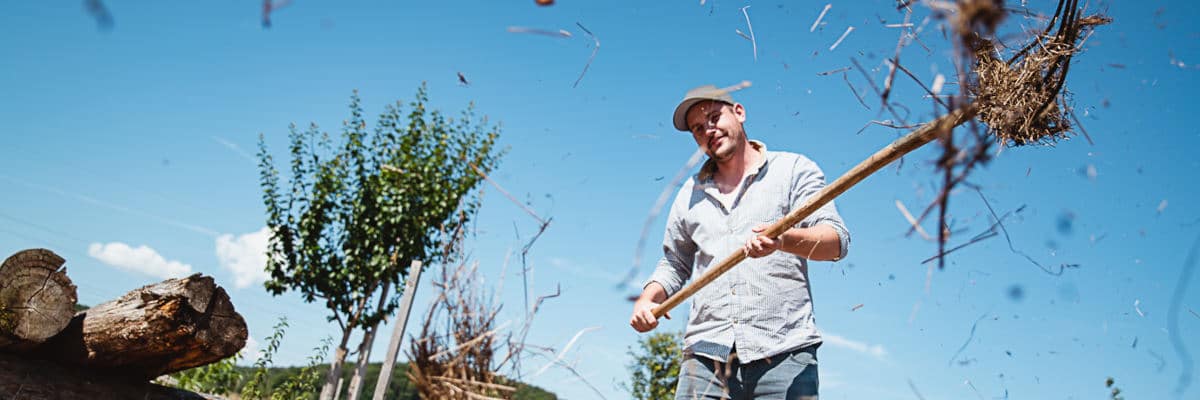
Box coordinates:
[630,282,671,333]
[630,298,670,332]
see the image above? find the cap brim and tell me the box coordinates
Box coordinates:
[673,98,708,132]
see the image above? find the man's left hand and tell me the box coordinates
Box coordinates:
[744,224,780,258]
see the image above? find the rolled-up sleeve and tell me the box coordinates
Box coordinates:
[646,187,697,296]
[790,155,851,260]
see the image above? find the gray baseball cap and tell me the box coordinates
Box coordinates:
[672,84,735,132]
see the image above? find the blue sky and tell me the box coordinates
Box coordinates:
[2,1,1199,399]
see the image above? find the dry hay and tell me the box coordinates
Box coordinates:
[964,1,1111,146]
[408,261,513,400]
[954,0,1007,37]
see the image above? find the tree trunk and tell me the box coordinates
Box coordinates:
[345,325,377,400]
[0,352,218,400]
[39,274,247,380]
[345,326,376,400]
[321,280,382,400]
[319,337,351,400]
[347,281,390,400]
[0,248,77,352]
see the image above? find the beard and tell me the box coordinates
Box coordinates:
[704,129,742,161]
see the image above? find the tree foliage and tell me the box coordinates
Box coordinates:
[170,354,242,396]
[270,335,333,400]
[241,317,289,400]
[256,83,504,398]
[625,331,683,400]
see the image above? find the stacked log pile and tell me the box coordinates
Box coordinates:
[0,249,248,400]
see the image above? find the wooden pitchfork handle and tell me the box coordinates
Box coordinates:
[651,105,977,318]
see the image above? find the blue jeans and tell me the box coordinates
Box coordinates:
[675,346,819,400]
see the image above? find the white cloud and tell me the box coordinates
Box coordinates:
[819,371,846,390]
[823,332,888,359]
[239,336,260,363]
[212,136,258,166]
[87,242,193,279]
[216,227,271,289]
[545,256,628,284]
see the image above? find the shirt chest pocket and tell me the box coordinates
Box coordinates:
[740,182,789,227]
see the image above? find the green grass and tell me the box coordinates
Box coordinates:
[228,362,556,400]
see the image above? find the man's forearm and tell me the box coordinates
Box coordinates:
[640,281,669,303]
[777,224,842,261]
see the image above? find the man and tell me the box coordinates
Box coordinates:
[629,85,850,399]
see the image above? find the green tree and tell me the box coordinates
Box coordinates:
[242,317,289,400]
[257,84,503,400]
[271,336,333,400]
[625,331,683,400]
[170,354,242,396]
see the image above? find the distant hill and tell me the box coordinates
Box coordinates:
[232,361,556,399]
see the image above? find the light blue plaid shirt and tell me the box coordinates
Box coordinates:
[647,141,850,363]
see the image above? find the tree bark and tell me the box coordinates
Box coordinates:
[0,248,77,352]
[321,284,375,400]
[0,352,219,400]
[346,324,377,400]
[319,344,349,400]
[347,281,389,400]
[39,274,247,380]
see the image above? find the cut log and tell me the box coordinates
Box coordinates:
[0,249,78,352]
[0,351,219,400]
[40,274,247,380]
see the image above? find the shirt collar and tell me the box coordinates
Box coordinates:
[697,140,769,182]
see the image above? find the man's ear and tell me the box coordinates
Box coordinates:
[733,103,747,123]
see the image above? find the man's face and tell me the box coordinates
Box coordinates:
[685,100,746,162]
